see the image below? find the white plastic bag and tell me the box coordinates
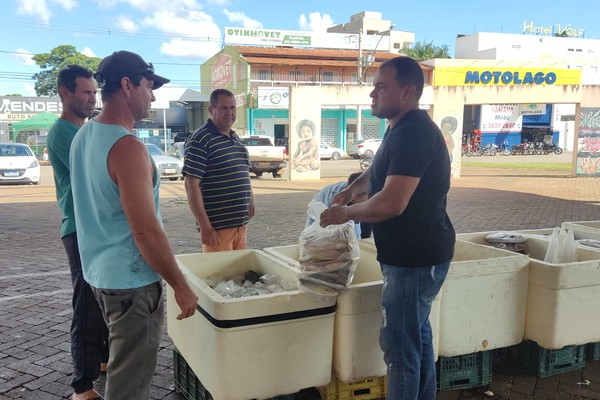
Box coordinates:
[544,226,578,264]
[298,200,360,298]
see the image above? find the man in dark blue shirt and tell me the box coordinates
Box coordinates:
[321,56,455,400]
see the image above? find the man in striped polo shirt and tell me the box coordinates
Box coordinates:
[183,89,254,252]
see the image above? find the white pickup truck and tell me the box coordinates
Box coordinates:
[240,135,288,178]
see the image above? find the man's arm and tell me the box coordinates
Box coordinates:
[108,136,197,320]
[184,175,219,247]
[321,175,420,226]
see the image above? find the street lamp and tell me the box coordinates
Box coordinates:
[359,25,395,84]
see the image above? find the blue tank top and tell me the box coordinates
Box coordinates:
[70,119,161,289]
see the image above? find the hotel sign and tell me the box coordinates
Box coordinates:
[522,20,584,37]
[434,67,581,87]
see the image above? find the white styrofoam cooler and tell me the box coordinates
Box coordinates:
[263,242,442,383]
[521,236,600,349]
[438,240,530,357]
[166,250,336,400]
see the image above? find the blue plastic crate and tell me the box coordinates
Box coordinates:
[173,348,212,400]
[504,341,586,378]
[587,342,600,361]
[173,348,295,400]
[436,351,492,391]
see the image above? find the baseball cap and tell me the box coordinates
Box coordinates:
[94,50,170,90]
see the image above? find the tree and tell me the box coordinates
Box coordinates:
[31,45,101,96]
[399,41,451,61]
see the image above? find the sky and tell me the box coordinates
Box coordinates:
[1,0,598,97]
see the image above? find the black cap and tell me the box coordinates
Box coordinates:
[94,50,170,90]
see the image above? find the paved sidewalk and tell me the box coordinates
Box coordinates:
[1,166,600,399]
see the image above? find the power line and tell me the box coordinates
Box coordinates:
[0,18,223,43]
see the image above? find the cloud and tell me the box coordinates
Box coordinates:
[16,0,78,23]
[50,0,77,10]
[141,9,222,59]
[16,0,52,23]
[206,0,228,4]
[298,12,334,32]
[223,9,262,28]
[13,49,36,66]
[22,82,37,97]
[96,0,203,13]
[115,15,140,32]
[81,47,97,57]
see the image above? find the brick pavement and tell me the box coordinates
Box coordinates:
[1,165,600,399]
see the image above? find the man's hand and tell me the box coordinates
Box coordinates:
[331,189,354,206]
[248,199,255,219]
[320,205,349,227]
[200,226,219,247]
[174,285,198,320]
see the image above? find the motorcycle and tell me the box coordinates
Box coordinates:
[359,154,373,171]
[544,142,563,155]
[475,142,498,156]
[498,140,512,156]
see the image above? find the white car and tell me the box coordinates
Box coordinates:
[347,138,383,159]
[145,144,183,181]
[0,143,40,185]
[319,144,346,160]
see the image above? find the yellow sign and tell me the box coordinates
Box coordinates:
[434,67,581,87]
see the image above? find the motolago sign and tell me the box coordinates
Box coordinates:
[465,70,556,85]
[434,67,581,87]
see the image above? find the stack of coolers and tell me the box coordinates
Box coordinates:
[166,220,600,399]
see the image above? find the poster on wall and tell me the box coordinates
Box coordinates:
[576,108,600,176]
[479,104,522,132]
[289,87,322,181]
[438,115,461,178]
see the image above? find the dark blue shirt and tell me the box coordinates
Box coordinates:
[183,119,252,230]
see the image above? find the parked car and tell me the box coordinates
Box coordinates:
[168,142,185,159]
[240,135,287,178]
[145,143,183,181]
[0,143,40,185]
[320,144,346,160]
[347,138,383,159]
[173,132,192,143]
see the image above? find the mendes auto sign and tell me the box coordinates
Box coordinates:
[434,67,581,87]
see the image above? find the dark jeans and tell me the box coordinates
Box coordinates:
[62,233,109,394]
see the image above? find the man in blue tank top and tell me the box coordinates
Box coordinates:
[70,50,198,400]
[321,57,456,400]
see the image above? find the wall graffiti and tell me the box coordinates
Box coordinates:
[577,108,600,176]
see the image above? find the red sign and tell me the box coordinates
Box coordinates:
[211,54,232,89]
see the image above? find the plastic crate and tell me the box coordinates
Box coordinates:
[173,348,212,400]
[173,348,296,400]
[436,351,492,391]
[587,342,600,361]
[318,375,386,400]
[504,341,586,378]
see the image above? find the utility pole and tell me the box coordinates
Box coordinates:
[357,27,363,141]
[357,28,363,85]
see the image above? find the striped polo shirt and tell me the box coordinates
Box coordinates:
[183,119,252,230]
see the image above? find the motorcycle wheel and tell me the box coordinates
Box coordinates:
[554,147,563,155]
[502,148,511,156]
[359,159,370,171]
[490,148,498,156]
